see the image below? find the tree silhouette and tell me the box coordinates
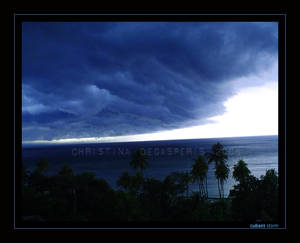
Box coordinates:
[230,166,278,222]
[58,163,74,176]
[259,169,279,222]
[206,143,229,198]
[182,171,192,197]
[205,142,228,165]
[164,171,191,197]
[117,171,132,192]
[34,157,50,175]
[129,148,149,177]
[214,161,230,198]
[191,154,208,199]
[56,163,77,216]
[233,160,251,184]
[21,163,30,188]
[21,151,278,222]
[117,170,144,196]
[29,157,50,193]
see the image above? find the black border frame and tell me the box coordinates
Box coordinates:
[13,13,287,230]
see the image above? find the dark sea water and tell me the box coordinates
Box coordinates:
[22,135,278,197]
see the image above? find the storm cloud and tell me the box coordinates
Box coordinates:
[22,22,278,141]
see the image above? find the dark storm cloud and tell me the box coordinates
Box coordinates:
[22,22,278,141]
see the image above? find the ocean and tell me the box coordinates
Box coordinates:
[22,135,278,197]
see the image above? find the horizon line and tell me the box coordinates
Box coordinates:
[22,134,278,146]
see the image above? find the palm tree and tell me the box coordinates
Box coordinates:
[214,161,230,198]
[130,148,149,177]
[117,170,132,192]
[182,170,192,198]
[117,170,144,195]
[205,142,228,165]
[191,154,208,199]
[206,143,229,198]
[233,160,251,184]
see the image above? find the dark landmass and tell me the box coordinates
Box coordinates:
[21,143,278,225]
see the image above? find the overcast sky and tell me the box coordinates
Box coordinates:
[22,22,278,143]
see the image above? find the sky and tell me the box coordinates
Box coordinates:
[22,22,278,144]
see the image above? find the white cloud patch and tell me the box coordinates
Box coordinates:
[23,83,114,117]
[22,85,53,114]
[58,85,114,116]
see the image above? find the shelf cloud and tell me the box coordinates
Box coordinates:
[22,22,278,141]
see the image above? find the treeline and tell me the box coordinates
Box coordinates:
[21,143,278,222]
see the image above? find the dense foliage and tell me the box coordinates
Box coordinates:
[21,143,278,223]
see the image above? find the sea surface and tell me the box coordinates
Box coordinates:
[22,135,278,197]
